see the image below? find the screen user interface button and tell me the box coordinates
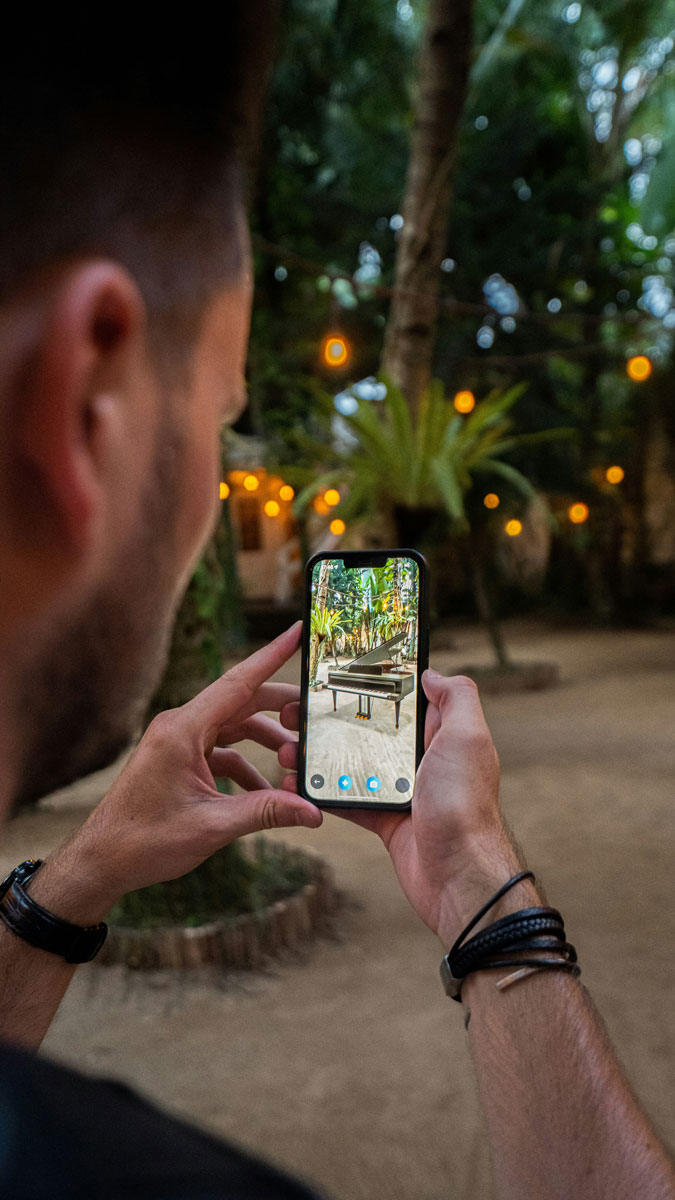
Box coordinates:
[395,777,410,793]
[338,775,353,791]
[310,774,325,789]
[366,776,381,793]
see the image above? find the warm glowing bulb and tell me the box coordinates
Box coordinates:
[243,474,259,491]
[219,482,230,500]
[454,390,476,414]
[322,335,349,368]
[330,518,346,536]
[314,496,331,515]
[605,465,624,485]
[279,484,295,502]
[626,355,652,382]
[484,493,500,509]
[569,502,589,524]
[505,519,522,537]
[228,470,246,484]
[324,488,341,506]
[264,500,280,517]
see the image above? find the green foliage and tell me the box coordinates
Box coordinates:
[295,378,569,532]
[310,605,346,640]
[108,839,311,930]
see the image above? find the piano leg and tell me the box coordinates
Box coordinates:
[331,690,337,712]
[395,700,401,730]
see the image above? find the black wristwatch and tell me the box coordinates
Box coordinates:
[0,859,108,963]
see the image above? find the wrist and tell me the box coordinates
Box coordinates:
[435,839,542,951]
[28,837,122,926]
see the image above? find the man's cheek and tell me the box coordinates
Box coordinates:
[176,432,221,571]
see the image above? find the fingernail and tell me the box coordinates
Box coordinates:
[424,667,440,678]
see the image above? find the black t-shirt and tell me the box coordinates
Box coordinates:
[0,1043,323,1199]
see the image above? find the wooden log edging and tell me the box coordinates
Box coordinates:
[96,843,341,971]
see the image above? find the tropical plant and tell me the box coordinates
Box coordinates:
[309,606,346,684]
[296,378,571,664]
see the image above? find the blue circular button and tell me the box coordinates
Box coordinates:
[338,775,353,791]
[366,776,381,792]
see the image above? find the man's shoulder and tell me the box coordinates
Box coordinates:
[0,1042,321,1200]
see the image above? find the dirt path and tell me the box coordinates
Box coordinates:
[6,622,674,1200]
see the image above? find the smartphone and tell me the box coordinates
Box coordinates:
[298,549,428,809]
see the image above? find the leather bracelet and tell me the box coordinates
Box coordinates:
[450,909,567,978]
[440,871,580,1001]
[0,860,108,963]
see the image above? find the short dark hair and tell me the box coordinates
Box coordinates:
[0,14,266,365]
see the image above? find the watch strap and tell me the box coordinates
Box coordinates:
[0,859,108,963]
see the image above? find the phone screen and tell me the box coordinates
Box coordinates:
[302,553,424,807]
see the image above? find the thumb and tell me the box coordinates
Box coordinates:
[220,789,323,841]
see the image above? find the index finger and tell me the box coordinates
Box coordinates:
[184,621,303,738]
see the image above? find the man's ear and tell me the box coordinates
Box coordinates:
[6,261,148,561]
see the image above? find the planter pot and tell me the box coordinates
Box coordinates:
[455,661,560,695]
[97,843,341,971]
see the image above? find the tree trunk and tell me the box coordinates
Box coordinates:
[466,534,512,670]
[381,0,474,414]
[309,559,330,686]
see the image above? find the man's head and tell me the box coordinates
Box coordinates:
[0,20,265,807]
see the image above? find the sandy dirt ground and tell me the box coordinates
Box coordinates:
[4,621,674,1200]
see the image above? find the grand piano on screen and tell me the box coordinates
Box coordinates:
[324,631,414,730]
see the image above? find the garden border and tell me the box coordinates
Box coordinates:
[96,843,341,971]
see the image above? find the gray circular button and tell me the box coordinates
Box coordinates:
[310,774,325,789]
[395,777,410,793]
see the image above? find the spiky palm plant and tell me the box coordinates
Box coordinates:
[296,379,570,666]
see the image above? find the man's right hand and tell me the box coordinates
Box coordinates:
[280,670,539,948]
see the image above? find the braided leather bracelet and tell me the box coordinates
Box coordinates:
[440,871,581,1001]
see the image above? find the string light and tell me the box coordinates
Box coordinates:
[264,500,280,517]
[626,355,652,381]
[228,470,247,484]
[605,466,624,484]
[279,484,295,502]
[505,519,522,537]
[324,488,341,506]
[454,389,476,414]
[322,335,349,368]
[330,518,346,536]
[314,496,331,515]
[219,482,230,500]
[483,493,500,509]
[569,502,589,524]
[243,474,259,491]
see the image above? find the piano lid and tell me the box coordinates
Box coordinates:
[343,630,408,671]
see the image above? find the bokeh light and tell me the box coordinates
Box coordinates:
[324,489,341,506]
[626,355,652,382]
[330,518,346,536]
[453,390,476,414]
[228,470,246,484]
[243,474,259,491]
[569,502,589,524]
[606,466,625,485]
[279,484,295,502]
[219,482,230,500]
[314,496,331,515]
[505,519,522,537]
[264,500,280,517]
[484,493,500,509]
[322,335,349,368]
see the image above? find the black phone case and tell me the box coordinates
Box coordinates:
[298,548,429,810]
